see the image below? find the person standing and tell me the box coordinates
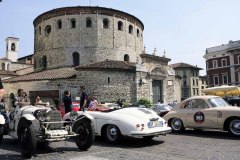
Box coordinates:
[35,96,42,104]
[79,86,88,111]
[63,90,72,114]
[88,96,97,110]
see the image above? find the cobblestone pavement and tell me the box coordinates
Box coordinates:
[0,129,240,160]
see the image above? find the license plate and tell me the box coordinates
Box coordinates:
[148,121,164,128]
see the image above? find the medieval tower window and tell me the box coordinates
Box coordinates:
[72,52,80,66]
[129,25,133,34]
[71,18,76,28]
[34,59,37,69]
[118,21,123,31]
[137,29,140,37]
[124,54,130,62]
[1,63,5,70]
[45,25,51,36]
[11,43,16,51]
[103,18,109,29]
[86,18,92,28]
[108,77,110,84]
[42,55,47,69]
[57,19,62,29]
[7,63,10,70]
[39,26,41,35]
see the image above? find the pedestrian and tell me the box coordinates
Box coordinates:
[54,98,65,117]
[0,78,4,100]
[63,90,72,114]
[116,99,123,108]
[79,86,88,111]
[22,92,30,102]
[88,96,97,110]
[35,96,43,104]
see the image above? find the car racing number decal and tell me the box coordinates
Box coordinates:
[194,111,205,124]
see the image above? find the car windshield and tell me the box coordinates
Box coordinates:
[208,97,229,107]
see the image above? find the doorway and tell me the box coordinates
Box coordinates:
[152,80,163,103]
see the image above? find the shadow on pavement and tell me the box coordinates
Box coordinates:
[93,136,165,148]
[170,129,240,140]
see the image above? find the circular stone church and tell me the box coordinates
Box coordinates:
[4,6,181,105]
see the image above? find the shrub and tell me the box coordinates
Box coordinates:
[138,97,152,108]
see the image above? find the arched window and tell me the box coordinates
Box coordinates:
[42,55,47,69]
[137,29,140,37]
[72,52,80,66]
[34,59,37,69]
[71,18,76,28]
[118,21,123,31]
[86,18,92,28]
[11,43,16,51]
[103,18,109,29]
[39,26,41,35]
[124,54,129,62]
[2,63,5,70]
[57,19,62,29]
[108,77,110,84]
[129,25,133,34]
[7,63,10,70]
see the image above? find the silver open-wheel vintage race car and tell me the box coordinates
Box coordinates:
[0,102,95,158]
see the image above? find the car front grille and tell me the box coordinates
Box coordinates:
[47,110,63,130]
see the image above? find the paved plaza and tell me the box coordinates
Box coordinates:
[0,129,239,160]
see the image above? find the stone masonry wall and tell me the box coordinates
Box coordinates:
[34,8,144,70]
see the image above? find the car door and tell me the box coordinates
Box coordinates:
[186,99,218,129]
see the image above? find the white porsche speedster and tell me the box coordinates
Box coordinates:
[63,106,171,144]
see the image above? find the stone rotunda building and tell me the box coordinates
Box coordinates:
[3,6,181,105]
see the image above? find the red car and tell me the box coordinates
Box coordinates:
[72,102,80,111]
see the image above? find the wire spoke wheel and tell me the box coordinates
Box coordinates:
[105,124,121,144]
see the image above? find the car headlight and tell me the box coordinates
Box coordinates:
[34,109,50,122]
[69,110,78,121]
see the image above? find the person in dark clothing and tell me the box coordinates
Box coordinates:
[63,90,72,114]
[116,99,123,108]
[79,86,88,111]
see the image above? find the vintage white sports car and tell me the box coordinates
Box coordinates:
[63,106,171,144]
[163,96,240,137]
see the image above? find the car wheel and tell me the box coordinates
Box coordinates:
[228,119,240,137]
[19,122,37,158]
[170,118,184,132]
[104,124,122,144]
[0,125,4,144]
[75,118,95,150]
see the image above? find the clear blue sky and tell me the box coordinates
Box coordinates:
[1,0,240,75]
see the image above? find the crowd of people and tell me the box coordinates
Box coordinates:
[0,81,126,117]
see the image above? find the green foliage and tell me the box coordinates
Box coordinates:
[138,97,152,108]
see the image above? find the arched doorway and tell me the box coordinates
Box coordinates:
[150,67,167,103]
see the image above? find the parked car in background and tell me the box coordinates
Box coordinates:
[63,106,171,144]
[151,103,172,117]
[164,96,240,137]
[72,102,80,111]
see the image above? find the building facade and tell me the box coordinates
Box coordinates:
[0,37,34,80]
[204,40,240,87]
[171,63,204,100]
[3,6,181,107]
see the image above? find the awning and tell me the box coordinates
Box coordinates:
[202,85,240,96]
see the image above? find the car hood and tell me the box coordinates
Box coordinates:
[91,107,164,122]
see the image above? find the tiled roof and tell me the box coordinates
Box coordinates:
[3,67,76,82]
[75,60,136,71]
[170,63,203,70]
[0,57,11,61]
